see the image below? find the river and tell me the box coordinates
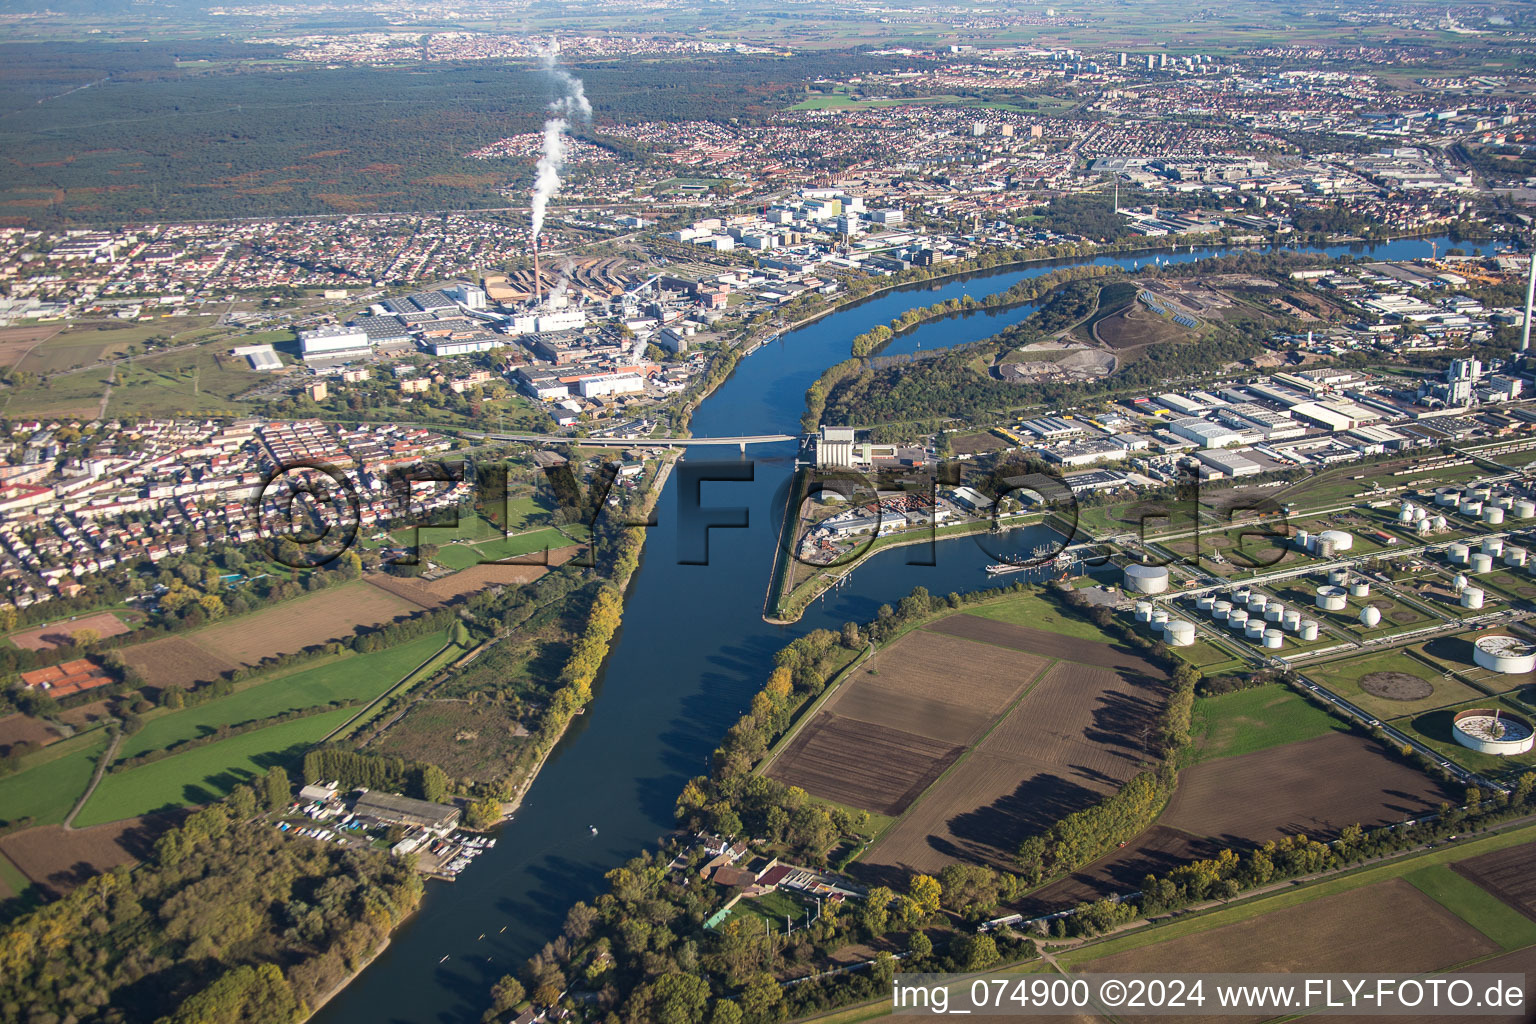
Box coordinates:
[314,234,1502,1024]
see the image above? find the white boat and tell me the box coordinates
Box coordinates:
[589,825,599,835]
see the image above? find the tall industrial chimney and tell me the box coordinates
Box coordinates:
[1523,248,1535,354]
[532,233,543,306]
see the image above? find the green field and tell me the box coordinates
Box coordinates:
[1192,685,1347,762]
[75,707,357,826]
[1405,863,1536,950]
[0,734,109,827]
[431,525,588,570]
[964,589,1122,645]
[114,631,449,763]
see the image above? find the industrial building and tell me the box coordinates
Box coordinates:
[300,325,373,363]
[352,791,461,834]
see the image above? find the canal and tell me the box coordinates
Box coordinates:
[315,234,1502,1024]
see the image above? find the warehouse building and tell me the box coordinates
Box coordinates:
[352,791,461,834]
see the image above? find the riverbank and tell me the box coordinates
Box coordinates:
[766,515,1040,624]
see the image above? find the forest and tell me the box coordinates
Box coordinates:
[0,43,904,224]
[0,788,423,1024]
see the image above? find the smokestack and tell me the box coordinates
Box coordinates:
[1523,249,1535,354]
[533,234,542,305]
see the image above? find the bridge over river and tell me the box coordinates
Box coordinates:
[472,431,796,451]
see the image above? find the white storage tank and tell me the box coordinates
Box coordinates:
[1135,600,1154,622]
[1432,515,1449,533]
[1263,629,1284,650]
[1452,708,1535,756]
[1151,609,1171,630]
[1471,486,1493,502]
[1485,507,1506,525]
[1413,506,1427,522]
[1299,620,1320,641]
[1397,503,1415,524]
[1446,542,1471,565]
[1328,567,1349,586]
[1212,600,1233,621]
[1472,634,1536,674]
[1348,581,1370,598]
[1164,620,1196,647]
[1493,495,1513,511]
[1460,499,1484,517]
[1470,552,1494,574]
[1515,499,1536,519]
[1359,605,1382,627]
[1265,603,1286,623]
[1228,609,1250,631]
[1315,586,1347,611]
[1461,587,1485,610]
[1124,562,1171,594]
[1435,488,1461,507]
[1482,537,1505,556]
[1317,529,1353,554]
[1196,594,1216,612]
[1282,608,1302,631]
[1505,546,1528,567]
[1454,573,1469,593]
[1234,587,1252,605]
[1245,620,1267,640]
[1295,529,1311,552]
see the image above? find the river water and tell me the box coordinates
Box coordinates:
[315,235,1500,1024]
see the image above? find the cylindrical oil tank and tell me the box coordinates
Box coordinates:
[1470,552,1494,574]
[1359,605,1382,627]
[1135,601,1153,622]
[1482,536,1505,556]
[1471,486,1493,502]
[1245,620,1266,640]
[1461,587,1485,610]
[1164,620,1196,646]
[1348,581,1370,598]
[1447,542,1470,564]
[1328,567,1349,585]
[1263,629,1284,649]
[1265,603,1286,622]
[1300,620,1320,641]
[1283,608,1302,630]
[1436,487,1461,507]
[1151,609,1170,630]
[1460,499,1484,517]
[1505,546,1528,567]
[1514,499,1536,519]
[1485,507,1506,525]
[1228,609,1250,631]
[1493,495,1513,511]
[1212,600,1233,620]
[1124,562,1171,594]
[1472,634,1536,674]
[1318,530,1353,553]
[1247,595,1268,613]
[1315,586,1347,611]
[1233,587,1252,605]
[1196,594,1215,611]
[1295,529,1311,552]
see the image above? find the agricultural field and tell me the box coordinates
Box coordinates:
[75,705,356,827]
[924,608,1147,669]
[0,713,63,755]
[0,818,155,897]
[1311,647,1487,720]
[1159,732,1457,844]
[1191,685,1347,762]
[1079,878,1496,977]
[766,628,1045,817]
[0,733,110,827]
[9,610,135,651]
[364,557,570,608]
[112,630,448,764]
[430,526,587,570]
[116,578,419,689]
[1452,840,1536,923]
[861,657,1162,881]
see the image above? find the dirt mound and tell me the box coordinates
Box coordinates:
[1359,671,1433,701]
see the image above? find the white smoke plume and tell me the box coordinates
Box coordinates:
[529,39,592,241]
